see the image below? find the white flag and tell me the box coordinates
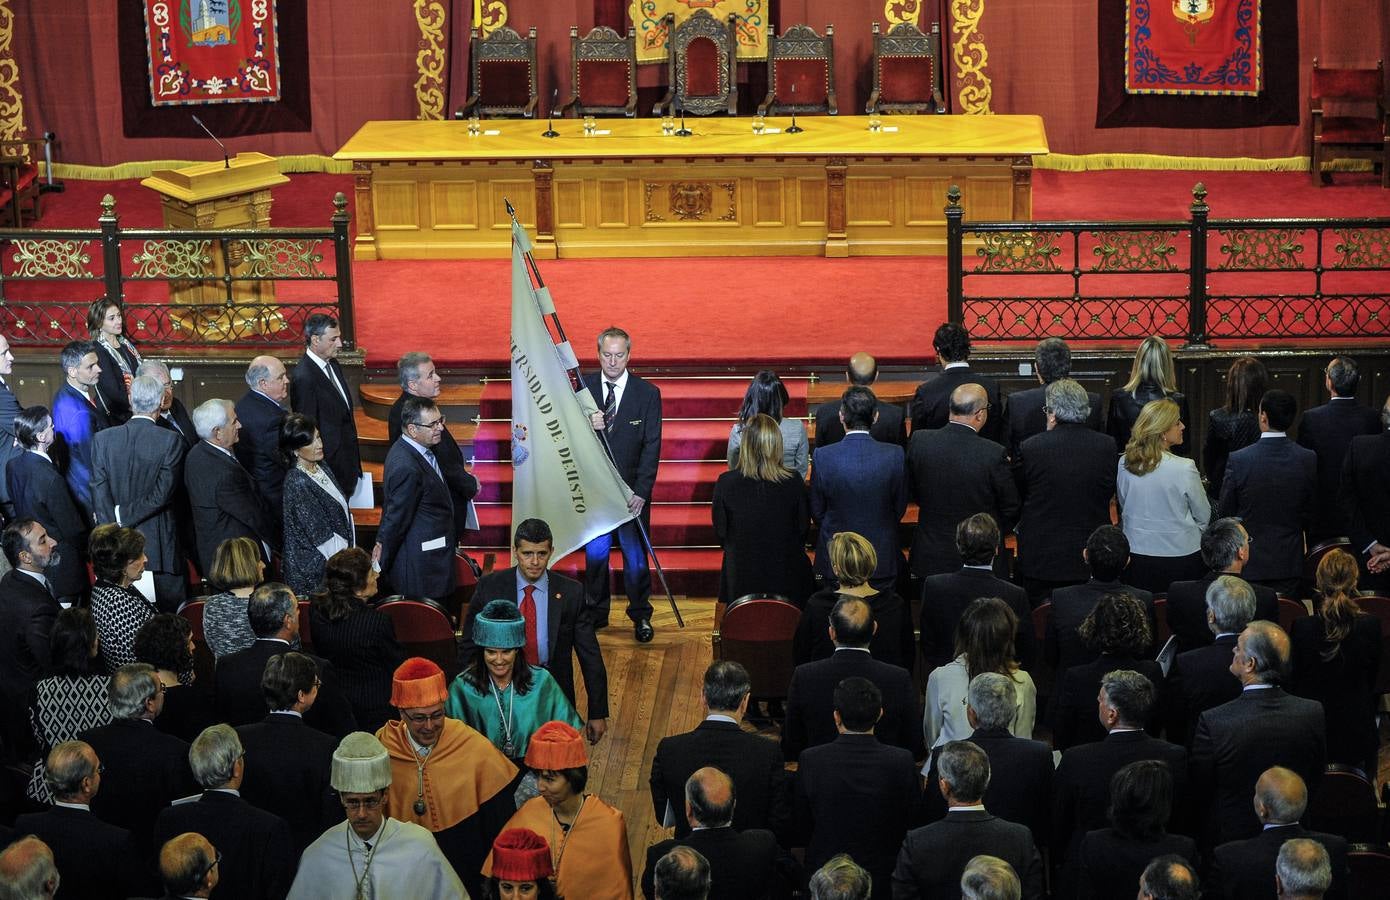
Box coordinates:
[509,220,635,560]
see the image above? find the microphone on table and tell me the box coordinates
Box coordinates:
[674,99,692,137]
[542,87,559,138]
[191,115,231,168]
[785,83,804,134]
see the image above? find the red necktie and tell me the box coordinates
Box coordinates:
[520,585,540,666]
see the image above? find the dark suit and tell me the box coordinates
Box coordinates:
[920,725,1054,850]
[234,390,290,535]
[809,432,908,587]
[13,805,149,900]
[1164,572,1278,653]
[1163,634,1242,747]
[289,353,361,496]
[1052,655,1164,751]
[1045,579,1155,677]
[919,568,1036,672]
[1003,383,1103,461]
[153,790,295,900]
[1217,436,1317,585]
[7,451,90,600]
[1297,398,1382,541]
[1211,823,1349,900]
[0,377,23,515]
[892,809,1044,900]
[583,372,662,621]
[215,639,357,737]
[1191,687,1326,845]
[814,394,907,448]
[235,712,340,850]
[1014,424,1117,588]
[782,648,921,760]
[1075,830,1197,900]
[796,733,917,899]
[906,423,1019,578]
[910,365,1005,445]
[376,438,455,601]
[388,392,479,536]
[50,381,110,514]
[184,441,271,575]
[1341,430,1390,590]
[793,587,915,671]
[650,718,789,841]
[0,568,58,758]
[642,826,786,900]
[156,398,197,450]
[77,719,194,856]
[461,567,608,719]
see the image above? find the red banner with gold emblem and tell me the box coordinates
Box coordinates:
[1125,0,1261,96]
[145,0,282,105]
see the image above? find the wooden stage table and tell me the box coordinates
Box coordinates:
[334,115,1048,261]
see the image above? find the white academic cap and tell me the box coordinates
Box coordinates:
[331,731,392,793]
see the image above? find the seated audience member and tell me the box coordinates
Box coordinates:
[280,412,355,597]
[0,836,60,900]
[1164,517,1279,652]
[924,597,1034,751]
[794,531,913,669]
[1191,621,1327,846]
[1290,548,1381,773]
[654,846,711,900]
[1107,335,1189,456]
[6,405,89,605]
[153,724,295,900]
[814,352,907,449]
[1004,338,1103,458]
[893,740,1043,900]
[1340,393,1390,592]
[642,767,787,900]
[87,523,156,674]
[1115,398,1210,593]
[0,519,63,760]
[1164,574,1254,746]
[1298,356,1382,541]
[713,412,815,607]
[1072,761,1197,899]
[13,740,146,900]
[1046,525,1156,681]
[651,661,789,841]
[483,828,558,900]
[960,855,1022,900]
[922,673,1052,850]
[784,597,920,760]
[1136,855,1201,900]
[133,613,215,744]
[1052,593,1162,751]
[910,322,1004,443]
[199,536,264,660]
[157,833,219,900]
[1053,670,1188,867]
[309,547,404,734]
[485,721,633,900]
[184,397,271,577]
[1278,839,1333,900]
[1210,766,1349,900]
[809,854,873,900]
[234,652,340,851]
[1204,355,1268,499]
[795,677,917,899]
[25,608,109,804]
[919,513,1034,672]
[727,370,808,477]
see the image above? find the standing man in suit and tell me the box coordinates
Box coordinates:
[892,740,1045,900]
[373,396,456,602]
[461,517,608,742]
[1191,621,1326,845]
[1165,518,1279,652]
[90,374,186,612]
[907,383,1019,579]
[236,355,291,537]
[810,385,908,589]
[138,360,195,450]
[910,322,1004,444]
[1003,338,1103,460]
[0,519,61,759]
[1340,395,1390,592]
[7,408,90,606]
[650,661,789,841]
[50,339,110,515]
[1014,379,1117,599]
[1297,357,1382,542]
[1046,526,1156,679]
[290,314,361,498]
[813,352,907,448]
[389,351,480,541]
[584,326,662,642]
[1218,390,1317,595]
[0,334,25,519]
[184,399,271,574]
[1163,575,1254,746]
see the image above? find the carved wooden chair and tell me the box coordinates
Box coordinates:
[1310,58,1387,187]
[559,25,638,118]
[0,138,45,226]
[866,21,946,115]
[457,25,540,119]
[757,23,837,117]
[653,10,738,118]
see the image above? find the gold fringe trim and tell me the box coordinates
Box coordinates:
[1038,153,1310,172]
[48,154,353,181]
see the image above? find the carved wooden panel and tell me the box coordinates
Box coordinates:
[753,178,784,226]
[374,182,420,231]
[797,178,827,227]
[846,176,893,226]
[554,180,585,228]
[597,179,629,228]
[429,181,479,230]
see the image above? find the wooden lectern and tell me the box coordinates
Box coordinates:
[141,151,290,338]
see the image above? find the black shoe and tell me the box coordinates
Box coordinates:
[634,619,655,643]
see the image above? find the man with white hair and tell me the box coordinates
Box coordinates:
[184,398,270,573]
[959,855,1021,900]
[0,836,60,900]
[137,359,196,450]
[235,355,291,533]
[1277,838,1332,900]
[88,373,187,610]
[289,731,466,899]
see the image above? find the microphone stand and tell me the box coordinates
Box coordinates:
[785,83,804,134]
[191,115,231,168]
[674,100,692,137]
[541,87,559,139]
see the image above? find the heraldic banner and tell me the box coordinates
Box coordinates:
[628,0,769,64]
[1125,0,1261,96]
[145,0,282,105]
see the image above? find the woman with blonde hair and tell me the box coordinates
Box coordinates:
[1108,335,1190,455]
[201,536,264,660]
[792,531,913,669]
[924,597,1035,749]
[1291,548,1381,772]
[1115,398,1210,593]
[712,413,815,606]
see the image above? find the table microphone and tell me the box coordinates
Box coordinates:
[191,115,231,168]
[785,83,804,134]
[542,87,559,138]
[674,100,692,137]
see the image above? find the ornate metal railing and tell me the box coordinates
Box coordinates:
[0,193,355,349]
[945,183,1390,344]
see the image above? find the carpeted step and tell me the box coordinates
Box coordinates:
[358,383,485,418]
[467,459,730,503]
[472,378,813,420]
[469,418,736,463]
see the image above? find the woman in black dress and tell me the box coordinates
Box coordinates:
[711,413,815,607]
[1073,761,1197,899]
[87,298,141,424]
[133,613,214,743]
[280,413,354,597]
[1108,335,1190,456]
[792,531,914,670]
[1204,355,1266,498]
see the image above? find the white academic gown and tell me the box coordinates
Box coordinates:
[287,818,469,899]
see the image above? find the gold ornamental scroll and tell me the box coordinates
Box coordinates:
[474,0,509,38]
[414,0,447,120]
[0,0,29,143]
[950,0,993,114]
[884,0,923,27]
[629,1,768,64]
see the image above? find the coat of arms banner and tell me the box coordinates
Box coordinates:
[628,0,768,64]
[145,0,282,105]
[1125,0,1261,96]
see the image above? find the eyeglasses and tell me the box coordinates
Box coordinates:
[402,710,446,725]
[341,795,384,811]
[197,851,222,882]
[96,764,105,775]
[1041,405,1053,415]
[411,415,446,430]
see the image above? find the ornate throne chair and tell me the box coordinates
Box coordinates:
[866,21,946,115]
[559,25,638,118]
[1310,58,1388,187]
[457,25,539,119]
[653,10,738,117]
[757,23,837,117]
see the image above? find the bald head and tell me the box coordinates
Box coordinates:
[245,355,288,403]
[1234,620,1291,685]
[847,352,878,386]
[159,833,218,898]
[948,383,990,428]
[0,836,58,899]
[1255,766,1308,825]
[829,595,874,648]
[685,766,736,828]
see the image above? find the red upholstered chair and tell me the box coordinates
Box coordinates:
[0,138,44,226]
[1277,596,1309,633]
[559,25,638,118]
[177,599,215,686]
[1152,596,1172,648]
[867,21,946,115]
[1347,845,1390,897]
[378,599,460,682]
[1310,58,1388,187]
[757,23,837,117]
[711,594,799,702]
[177,599,207,644]
[1306,765,1380,843]
[457,26,540,119]
[653,11,738,117]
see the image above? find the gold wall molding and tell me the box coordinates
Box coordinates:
[950,0,992,115]
[0,0,28,142]
[414,0,448,120]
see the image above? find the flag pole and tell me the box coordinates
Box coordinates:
[505,201,685,629]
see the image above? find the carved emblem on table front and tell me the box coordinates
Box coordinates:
[644,181,737,222]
